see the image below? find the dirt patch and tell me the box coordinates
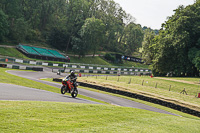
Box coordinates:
[155,77,199,85]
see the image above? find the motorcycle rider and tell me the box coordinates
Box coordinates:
[66,71,77,89]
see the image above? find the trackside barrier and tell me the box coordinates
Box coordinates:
[1,57,151,74]
[51,69,151,76]
[78,82,200,117]
[0,64,43,71]
[0,64,7,68]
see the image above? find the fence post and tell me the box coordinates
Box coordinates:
[106,76,108,80]
[169,85,171,91]
[142,80,144,86]
[155,83,157,88]
[128,78,131,84]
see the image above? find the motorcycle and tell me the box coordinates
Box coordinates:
[61,78,78,98]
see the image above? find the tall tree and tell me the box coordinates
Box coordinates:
[142,29,157,65]
[80,17,105,57]
[0,9,9,42]
[143,1,200,76]
[65,0,91,53]
[123,23,144,56]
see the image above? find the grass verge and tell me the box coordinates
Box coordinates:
[78,76,200,112]
[1,101,200,133]
[0,47,29,59]
[1,68,200,132]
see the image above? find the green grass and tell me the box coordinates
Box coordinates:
[42,77,200,118]
[0,47,29,59]
[112,60,149,68]
[69,56,149,68]
[0,68,60,93]
[1,69,200,132]
[43,77,200,119]
[78,86,200,119]
[78,75,200,111]
[70,56,111,65]
[1,101,200,133]
[163,77,200,84]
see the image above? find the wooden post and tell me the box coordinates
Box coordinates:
[128,78,131,84]
[118,76,119,82]
[106,76,108,80]
[142,80,144,86]
[155,83,157,88]
[169,85,171,91]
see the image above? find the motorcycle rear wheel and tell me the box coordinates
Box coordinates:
[61,86,66,94]
[71,88,78,98]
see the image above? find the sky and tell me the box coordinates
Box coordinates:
[113,0,195,29]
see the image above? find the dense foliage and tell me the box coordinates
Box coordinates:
[142,1,200,76]
[0,0,144,57]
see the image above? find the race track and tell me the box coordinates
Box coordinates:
[0,83,99,104]
[1,69,179,116]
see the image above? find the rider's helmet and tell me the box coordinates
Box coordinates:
[71,71,75,76]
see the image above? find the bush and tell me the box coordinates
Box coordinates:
[105,53,116,62]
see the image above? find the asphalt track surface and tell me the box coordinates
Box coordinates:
[0,83,99,104]
[1,69,179,116]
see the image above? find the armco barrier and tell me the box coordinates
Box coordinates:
[0,64,7,68]
[78,81,200,117]
[32,67,43,71]
[53,78,62,82]
[1,57,152,75]
[0,64,43,71]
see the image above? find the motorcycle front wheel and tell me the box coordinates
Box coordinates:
[61,86,66,94]
[71,88,78,98]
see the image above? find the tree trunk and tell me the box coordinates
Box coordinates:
[65,37,71,54]
[93,49,96,57]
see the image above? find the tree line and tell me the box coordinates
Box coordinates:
[0,0,144,57]
[142,0,200,76]
[2,0,198,77]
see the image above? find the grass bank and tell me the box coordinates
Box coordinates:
[70,56,111,65]
[44,77,200,119]
[78,75,200,112]
[1,101,200,133]
[0,47,29,59]
[70,56,149,68]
